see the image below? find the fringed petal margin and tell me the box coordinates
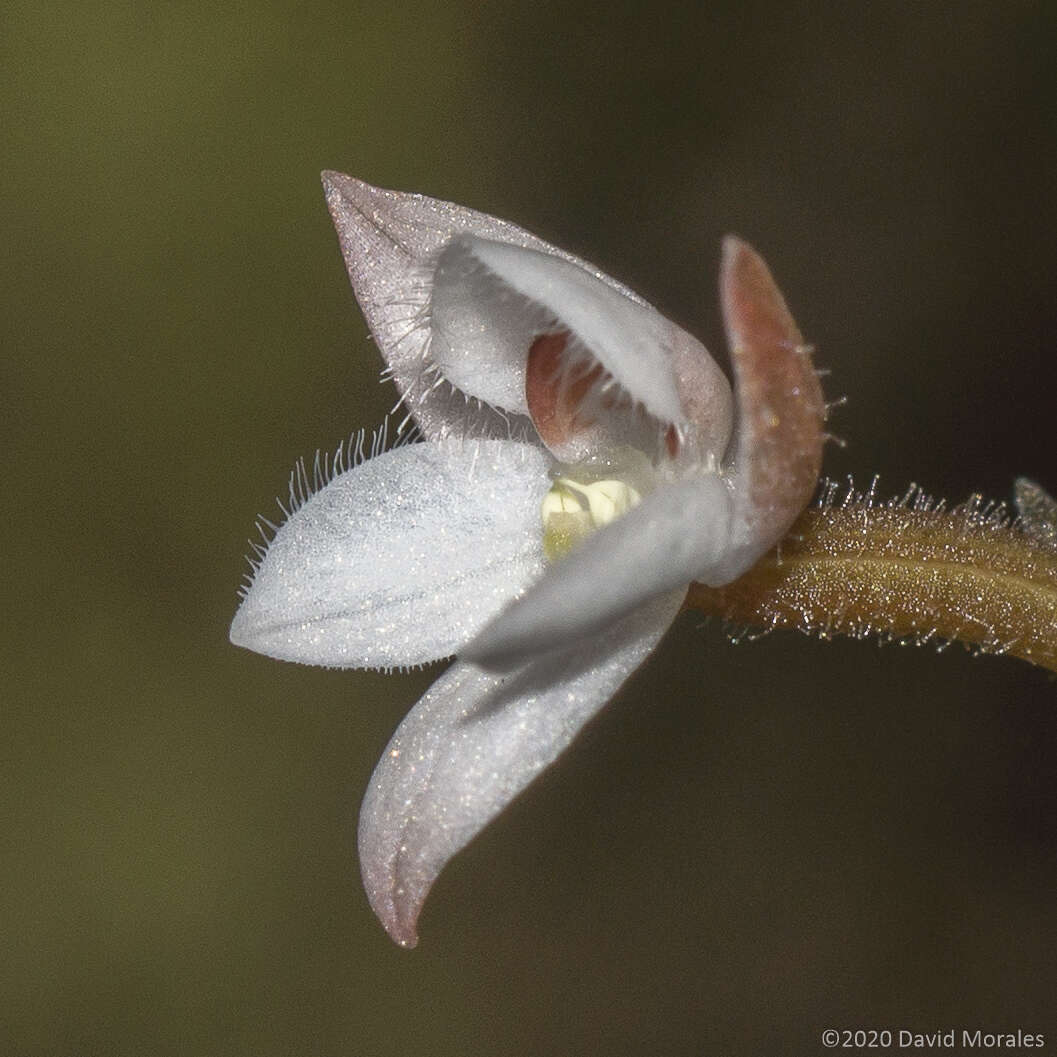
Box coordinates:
[231,439,551,669]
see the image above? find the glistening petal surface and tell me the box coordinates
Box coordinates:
[358,589,684,946]
[230,439,551,669]
[464,475,732,669]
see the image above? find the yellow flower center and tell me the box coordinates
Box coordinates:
[541,476,641,561]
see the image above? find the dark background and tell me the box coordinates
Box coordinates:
[5,2,1057,1054]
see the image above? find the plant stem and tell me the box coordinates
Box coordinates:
[685,487,1057,674]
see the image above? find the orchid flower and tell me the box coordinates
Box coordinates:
[230,174,826,947]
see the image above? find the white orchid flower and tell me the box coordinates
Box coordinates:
[230,173,825,947]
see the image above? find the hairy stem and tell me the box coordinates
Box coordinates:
[686,486,1057,674]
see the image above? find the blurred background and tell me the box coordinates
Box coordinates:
[4,1,1057,1053]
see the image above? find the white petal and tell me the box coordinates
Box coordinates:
[358,589,683,947]
[426,237,538,414]
[230,439,551,669]
[437,236,690,427]
[464,475,732,669]
[322,173,659,440]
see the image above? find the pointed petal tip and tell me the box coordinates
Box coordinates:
[228,607,249,649]
[228,594,265,654]
[720,236,768,297]
[720,232,752,262]
[225,600,283,662]
[719,235,790,336]
[360,847,426,949]
[227,604,274,659]
[320,168,360,190]
[364,885,422,948]
[321,170,373,214]
[378,908,420,949]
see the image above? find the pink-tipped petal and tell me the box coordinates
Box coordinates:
[715,236,826,578]
[358,590,684,946]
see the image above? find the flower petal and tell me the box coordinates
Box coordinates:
[358,589,683,947]
[323,173,709,444]
[463,475,732,669]
[431,235,735,465]
[323,172,532,440]
[439,236,686,426]
[427,236,540,414]
[718,236,825,575]
[230,438,551,669]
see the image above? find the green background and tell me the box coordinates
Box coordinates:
[5,2,1057,1054]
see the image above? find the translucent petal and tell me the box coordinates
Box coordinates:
[358,589,683,946]
[230,439,551,670]
[464,475,732,669]
[323,173,651,441]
